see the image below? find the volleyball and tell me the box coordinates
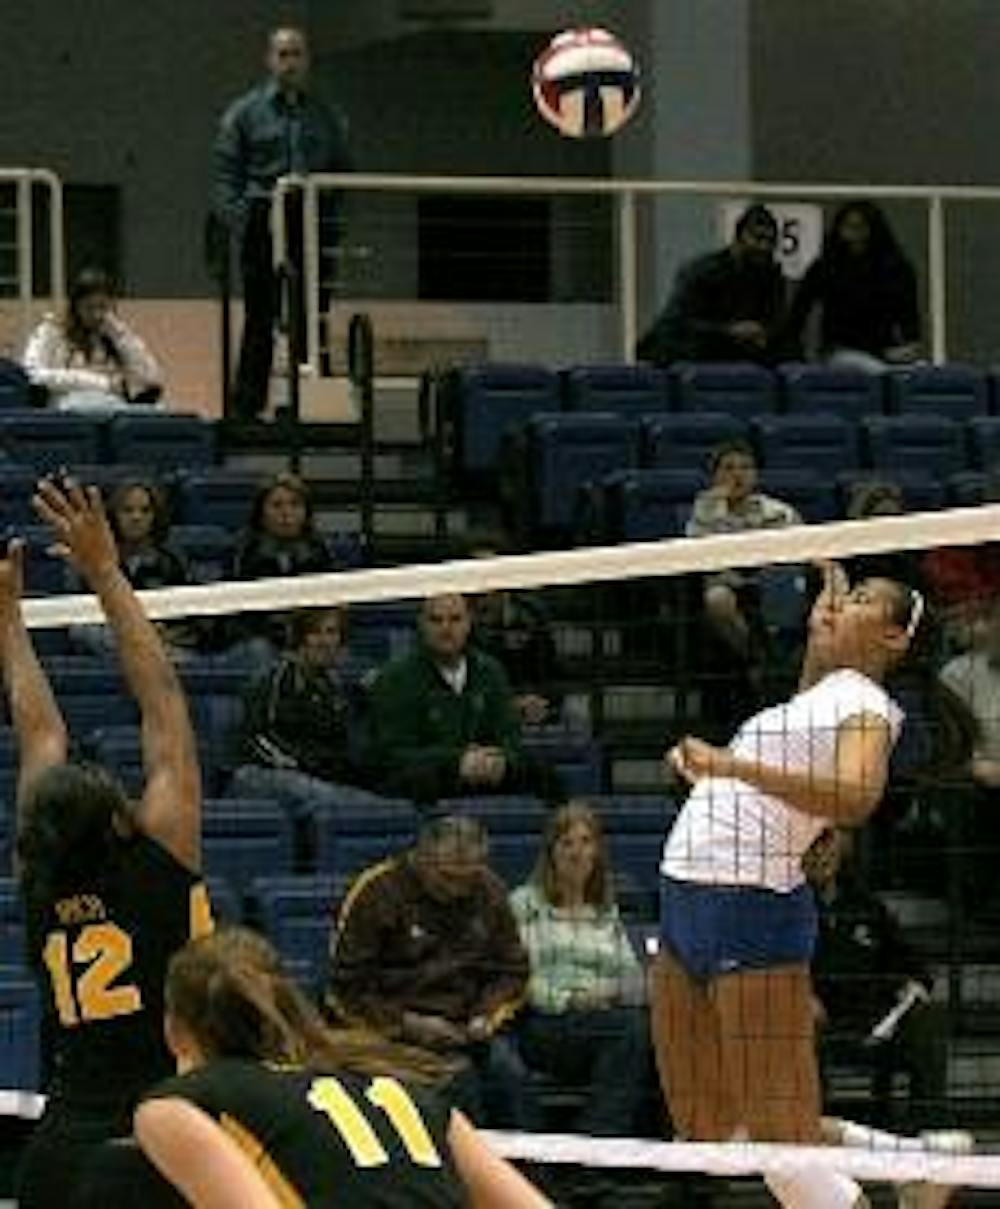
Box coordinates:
[531,27,641,139]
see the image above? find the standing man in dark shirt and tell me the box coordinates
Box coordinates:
[213,26,352,419]
[637,203,790,366]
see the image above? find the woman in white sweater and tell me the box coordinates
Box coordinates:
[23,268,163,412]
[653,563,972,1208]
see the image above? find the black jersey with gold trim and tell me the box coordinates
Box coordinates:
[146,1058,465,1208]
[25,832,212,1123]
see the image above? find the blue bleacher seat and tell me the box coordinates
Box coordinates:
[42,656,124,695]
[0,412,104,470]
[59,693,139,734]
[588,794,679,835]
[757,565,810,638]
[484,833,537,888]
[326,531,366,570]
[607,831,663,890]
[87,726,144,795]
[525,413,638,536]
[948,471,989,507]
[450,363,561,481]
[0,881,25,970]
[521,728,604,796]
[863,415,968,477]
[598,468,703,541]
[753,413,860,473]
[169,524,232,582]
[172,469,267,529]
[0,977,40,1090]
[967,417,1000,472]
[0,465,44,526]
[563,364,670,418]
[779,363,885,419]
[640,411,747,471]
[202,799,295,895]
[0,360,31,410]
[205,876,241,924]
[107,413,216,470]
[313,801,418,881]
[19,527,74,596]
[887,365,990,419]
[252,875,337,991]
[438,795,547,835]
[760,469,838,523]
[670,362,778,417]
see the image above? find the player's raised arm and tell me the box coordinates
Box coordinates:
[33,477,201,869]
[0,539,68,836]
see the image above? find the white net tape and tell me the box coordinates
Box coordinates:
[485,1130,1000,1188]
[19,502,1000,628]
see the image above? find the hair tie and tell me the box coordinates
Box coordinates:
[905,588,925,639]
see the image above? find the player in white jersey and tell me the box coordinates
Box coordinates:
[651,564,973,1209]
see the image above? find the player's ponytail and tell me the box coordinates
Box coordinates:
[167,928,452,1082]
[18,762,127,925]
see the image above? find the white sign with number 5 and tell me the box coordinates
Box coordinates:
[718,201,824,281]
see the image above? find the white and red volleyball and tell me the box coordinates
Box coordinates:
[531,27,641,139]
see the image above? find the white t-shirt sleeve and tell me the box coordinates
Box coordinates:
[819,669,904,742]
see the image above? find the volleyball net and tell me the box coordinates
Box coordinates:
[7,497,1000,1200]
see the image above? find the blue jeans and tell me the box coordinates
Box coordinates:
[518,1007,651,1136]
[228,763,384,822]
[444,1036,540,1131]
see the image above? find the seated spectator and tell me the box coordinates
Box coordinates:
[804,829,950,1133]
[71,478,201,661]
[368,593,565,808]
[229,606,382,827]
[843,478,922,589]
[510,802,650,1137]
[227,472,338,661]
[783,200,921,372]
[326,814,537,1129]
[846,478,906,520]
[686,440,801,660]
[470,545,566,729]
[23,268,164,412]
[940,607,1000,916]
[636,203,790,366]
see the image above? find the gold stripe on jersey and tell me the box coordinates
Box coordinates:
[189,883,214,940]
[335,859,395,932]
[219,1112,304,1209]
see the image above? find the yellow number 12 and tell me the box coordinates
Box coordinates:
[42,923,142,1026]
[307,1076,442,1169]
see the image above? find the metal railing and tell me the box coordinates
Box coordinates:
[272,171,1000,371]
[0,169,64,348]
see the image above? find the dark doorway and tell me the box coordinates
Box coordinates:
[418,195,550,301]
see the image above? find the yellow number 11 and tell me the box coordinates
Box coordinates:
[307,1076,442,1169]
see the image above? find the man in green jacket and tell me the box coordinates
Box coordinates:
[369,594,564,807]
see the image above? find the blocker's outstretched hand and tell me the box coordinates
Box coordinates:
[33,476,119,585]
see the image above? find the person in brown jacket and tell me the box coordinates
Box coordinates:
[326,815,537,1129]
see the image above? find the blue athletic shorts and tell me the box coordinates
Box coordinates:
[658,876,817,981]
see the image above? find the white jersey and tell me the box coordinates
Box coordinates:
[662,669,903,892]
